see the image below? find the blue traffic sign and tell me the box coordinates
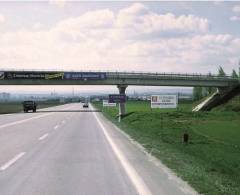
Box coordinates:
[64,72,106,80]
[109,94,126,103]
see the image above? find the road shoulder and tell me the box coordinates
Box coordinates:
[93,106,198,195]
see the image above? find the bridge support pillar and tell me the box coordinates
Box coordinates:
[117,85,128,117]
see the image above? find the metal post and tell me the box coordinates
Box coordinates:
[183,133,189,144]
[117,85,128,118]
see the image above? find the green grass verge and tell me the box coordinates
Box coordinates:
[0,101,65,114]
[213,94,240,112]
[93,100,240,195]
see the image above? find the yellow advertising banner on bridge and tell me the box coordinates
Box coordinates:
[45,72,64,80]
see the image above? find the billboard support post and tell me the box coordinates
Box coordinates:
[117,85,128,120]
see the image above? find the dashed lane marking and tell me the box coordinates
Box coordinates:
[0,113,53,130]
[0,152,26,171]
[39,133,49,141]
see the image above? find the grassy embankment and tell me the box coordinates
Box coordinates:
[213,94,240,112]
[0,100,65,114]
[93,100,240,195]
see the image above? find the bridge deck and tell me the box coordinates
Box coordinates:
[0,70,239,87]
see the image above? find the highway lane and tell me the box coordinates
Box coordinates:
[0,103,75,127]
[0,103,196,195]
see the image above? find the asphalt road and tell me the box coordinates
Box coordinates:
[0,103,197,195]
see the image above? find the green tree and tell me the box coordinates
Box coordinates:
[206,86,215,95]
[218,66,226,77]
[207,72,212,77]
[231,69,238,78]
[193,87,203,101]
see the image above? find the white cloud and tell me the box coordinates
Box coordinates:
[55,9,114,30]
[118,2,149,16]
[33,22,44,30]
[230,16,240,21]
[52,3,209,42]
[49,0,66,8]
[213,1,224,6]
[0,14,5,23]
[231,5,240,22]
[0,3,239,75]
[232,5,240,14]
[115,3,209,39]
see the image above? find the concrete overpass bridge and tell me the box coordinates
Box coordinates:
[0,70,239,113]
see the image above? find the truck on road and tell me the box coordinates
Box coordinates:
[83,102,89,108]
[23,101,37,113]
[83,96,89,108]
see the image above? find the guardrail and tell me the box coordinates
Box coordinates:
[106,72,238,81]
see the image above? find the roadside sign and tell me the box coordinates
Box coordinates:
[64,72,106,80]
[109,94,126,103]
[4,71,64,80]
[5,72,46,79]
[151,95,177,108]
[103,100,116,107]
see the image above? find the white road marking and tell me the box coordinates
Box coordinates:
[0,152,25,171]
[39,133,49,141]
[91,105,152,195]
[0,104,76,130]
[111,125,198,195]
[0,113,53,130]
[54,125,59,130]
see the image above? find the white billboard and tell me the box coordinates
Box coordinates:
[103,100,116,107]
[151,95,178,108]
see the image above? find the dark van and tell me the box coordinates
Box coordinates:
[23,101,37,113]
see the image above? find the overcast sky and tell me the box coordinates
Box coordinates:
[0,1,240,94]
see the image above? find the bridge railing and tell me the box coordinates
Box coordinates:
[106,71,237,81]
[0,69,238,81]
